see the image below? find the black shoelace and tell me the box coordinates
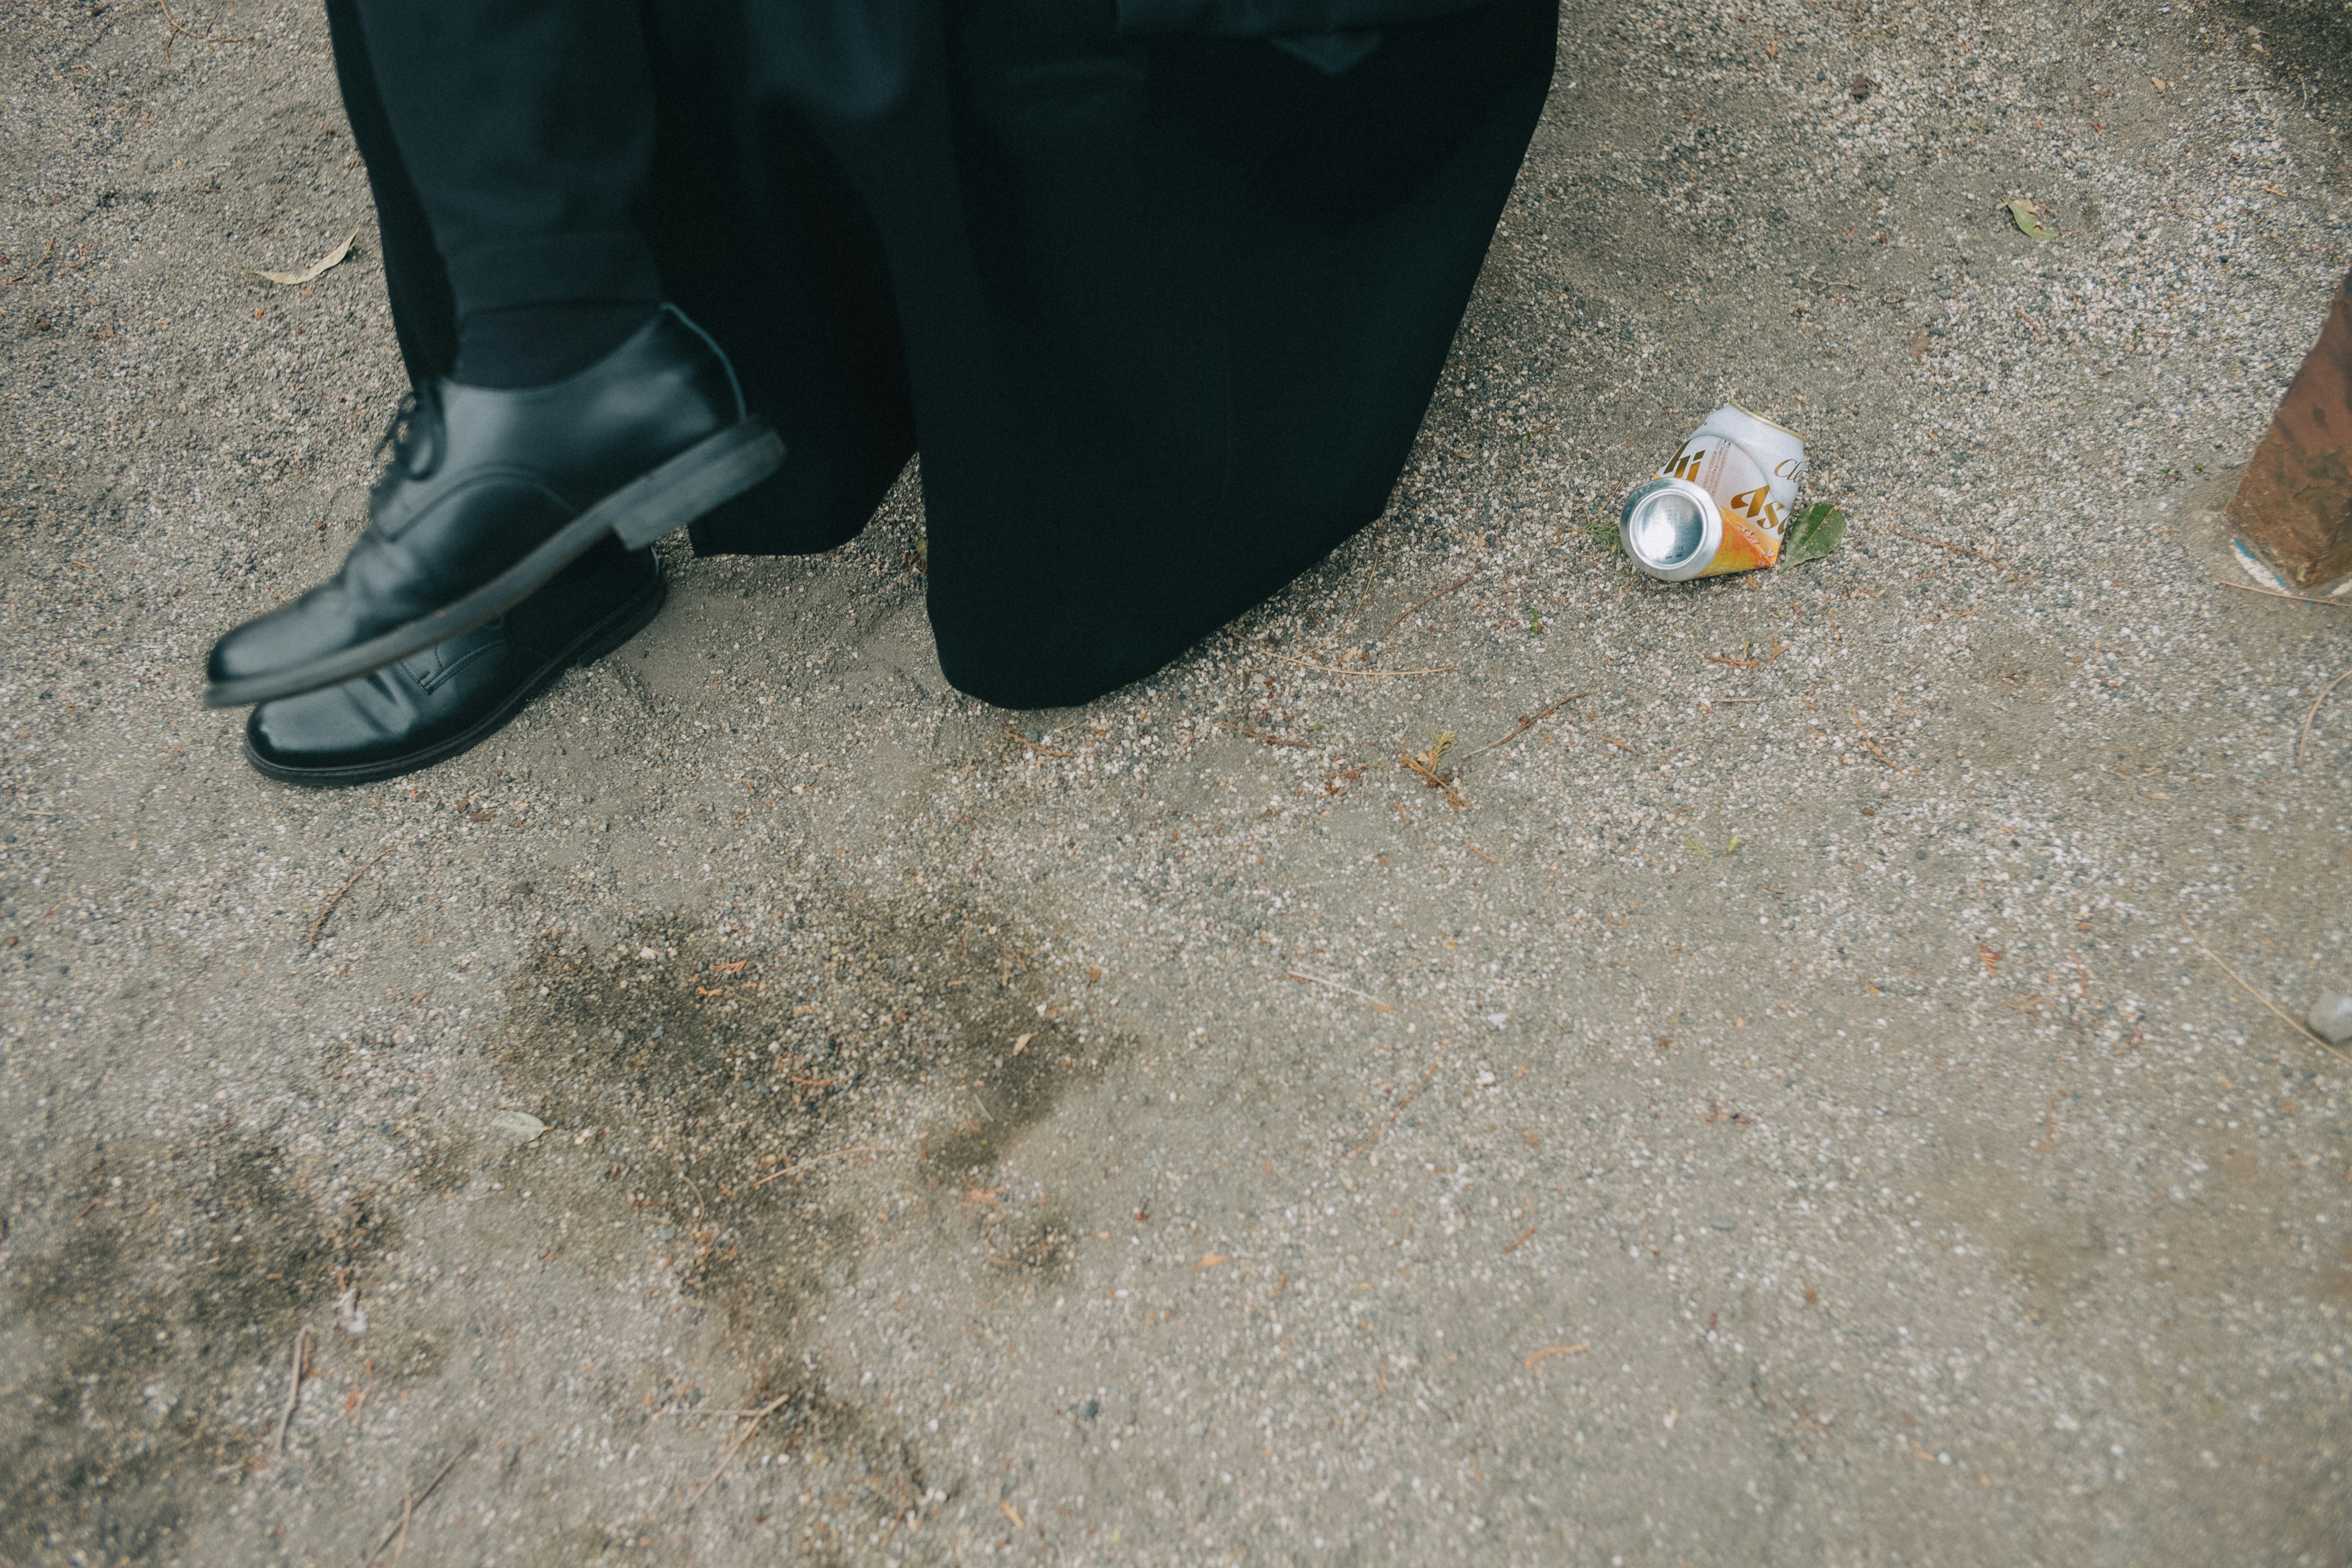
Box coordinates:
[372,382,445,481]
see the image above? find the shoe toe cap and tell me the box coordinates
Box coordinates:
[208,596,347,685]
[206,617,277,685]
[245,679,406,777]
[244,627,519,783]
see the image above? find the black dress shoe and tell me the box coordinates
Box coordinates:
[205,305,780,709]
[243,538,663,787]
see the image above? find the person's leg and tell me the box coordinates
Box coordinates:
[347,0,663,387]
[203,0,782,712]
[234,0,679,786]
[320,0,456,385]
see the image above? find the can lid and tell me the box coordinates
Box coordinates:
[1619,478,1721,582]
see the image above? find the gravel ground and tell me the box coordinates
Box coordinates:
[5,1,2351,1564]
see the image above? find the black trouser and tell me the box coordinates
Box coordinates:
[338,1,660,326]
[326,0,1555,707]
[327,0,920,535]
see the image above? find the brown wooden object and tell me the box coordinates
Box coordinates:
[2229,273,2352,592]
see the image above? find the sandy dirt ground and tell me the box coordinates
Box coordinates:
[5,0,2352,1562]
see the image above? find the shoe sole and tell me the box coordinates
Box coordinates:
[242,567,668,788]
[205,418,781,709]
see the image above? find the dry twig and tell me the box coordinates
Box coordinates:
[1286,970,1394,1012]
[1880,521,2011,571]
[745,1144,889,1191]
[2296,667,2351,767]
[1226,723,1315,750]
[1852,731,1902,772]
[1655,961,1692,1050]
[2214,580,2352,610]
[1400,741,1467,809]
[1,238,56,287]
[159,0,254,44]
[273,1327,310,1453]
[307,848,389,948]
[1278,654,1457,678]
[1523,1343,1590,1370]
[1378,573,1474,640]
[360,1446,469,1568]
[1004,727,1076,758]
[692,1392,794,1501]
[2182,919,2349,1065]
[1460,692,1588,760]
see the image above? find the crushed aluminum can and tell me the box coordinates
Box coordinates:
[1619,405,1808,581]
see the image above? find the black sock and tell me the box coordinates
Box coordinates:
[452,300,661,389]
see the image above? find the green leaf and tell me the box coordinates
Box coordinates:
[1583,518,1624,553]
[2005,197,2058,244]
[1778,503,1847,567]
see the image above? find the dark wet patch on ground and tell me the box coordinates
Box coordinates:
[2235,0,2352,107]
[0,1130,396,1567]
[490,867,1113,1551]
